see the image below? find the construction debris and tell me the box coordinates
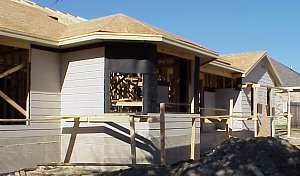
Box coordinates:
[11,137,300,176]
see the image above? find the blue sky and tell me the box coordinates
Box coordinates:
[33,0,300,72]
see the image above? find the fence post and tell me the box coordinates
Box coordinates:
[253,86,258,137]
[129,115,136,166]
[160,103,166,165]
[287,91,292,138]
[268,88,275,137]
[190,117,196,160]
[229,99,234,138]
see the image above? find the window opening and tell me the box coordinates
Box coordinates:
[110,72,143,113]
[0,45,29,125]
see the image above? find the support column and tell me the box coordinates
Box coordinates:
[194,57,200,114]
[287,91,292,138]
[268,88,275,137]
[253,87,258,137]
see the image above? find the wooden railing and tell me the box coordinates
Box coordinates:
[0,100,288,167]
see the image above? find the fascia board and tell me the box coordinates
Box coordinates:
[162,36,218,58]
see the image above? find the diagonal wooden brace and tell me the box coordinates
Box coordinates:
[0,90,26,116]
[0,64,25,79]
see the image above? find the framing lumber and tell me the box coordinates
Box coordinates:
[229,99,234,137]
[0,90,26,116]
[129,115,137,165]
[268,88,275,137]
[0,64,25,79]
[252,87,258,137]
[190,117,196,160]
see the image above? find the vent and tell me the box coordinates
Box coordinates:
[49,15,59,21]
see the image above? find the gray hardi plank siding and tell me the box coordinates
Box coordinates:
[0,49,61,173]
[242,60,275,131]
[216,60,275,132]
[61,47,105,115]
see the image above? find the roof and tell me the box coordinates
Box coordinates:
[0,0,84,40]
[0,0,218,57]
[220,51,267,75]
[219,51,282,86]
[269,58,300,87]
[61,13,217,55]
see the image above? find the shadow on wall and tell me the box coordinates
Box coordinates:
[62,119,159,164]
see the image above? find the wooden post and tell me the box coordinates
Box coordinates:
[190,117,196,160]
[129,115,136,166]
[287,91,292,138]
[225,123,229,139]
[259,97,268,137]
[253,87,258,137]
[160,103,166,165]
[229,99,234,137]
[268,88,275,137]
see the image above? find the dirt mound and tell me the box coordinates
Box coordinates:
[170,137,300,176]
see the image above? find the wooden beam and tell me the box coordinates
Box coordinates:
[129,115,137,166]
[160,103,166,165]
[0,64,25,79]
[0,90,26,116]
[253,87,258,137]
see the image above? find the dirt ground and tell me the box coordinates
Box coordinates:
[16,137,300,176]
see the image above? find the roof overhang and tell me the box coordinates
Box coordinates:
[0,28,58,47]
[201,61,244,78]
[0,29,218,61]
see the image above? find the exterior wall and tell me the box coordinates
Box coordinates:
[60,116,201,166]
[0,49,61,173]
[242,61,275,132]
[61,47,105,115]
[215,88,244,130]
[60,120,152,165]
[275,92,300,126]
[149,117,201,164]
[215,61,275,132]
